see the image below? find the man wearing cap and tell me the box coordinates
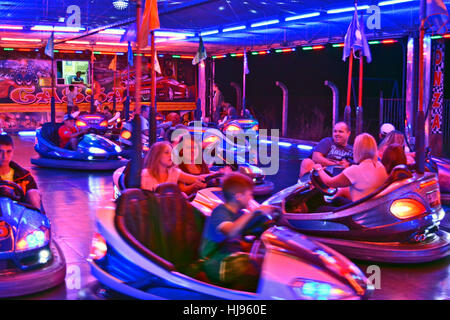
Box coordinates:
[58,114,87,150]
[379,123,395,141]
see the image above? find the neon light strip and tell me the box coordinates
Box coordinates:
[303,45,324,50]
[223,25,246,32]
[298,144,313,151]
[285,12,320,21]
[155,31,195,37]
[18,131,36,137]
[180,55,194,59]
[278,142,292,147]
[327,5,370,14]
[99,29,126,35]
[31,25,84,32]
[378,0,413,6]
[1,38,41,42]
[212,55,227,59]
[96,42,128,46]
[251,19,279,28]
[201,30,219,36]
[3,48,14,51]
[0,25,23,30]
[332,43,345,48]
[67,40,90,44]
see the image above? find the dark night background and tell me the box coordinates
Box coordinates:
[214,38,450,145]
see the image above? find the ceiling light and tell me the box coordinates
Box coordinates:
[285,12,320,21]
[251,19,280,28]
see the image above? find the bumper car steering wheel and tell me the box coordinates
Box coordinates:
[310,168,338,196]
[243,205,282,238]
[0,180,25,202]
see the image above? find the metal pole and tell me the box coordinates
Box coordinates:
[275,81,288,137]
[416,0,426,173]
[124,63,130,121]
[128,0,143,189]
[324,80,339,128]
[242,50,246,117]
[345,50,354,128]
[356,55,364,135]
[51,56,55,123]
[150,31,157,145]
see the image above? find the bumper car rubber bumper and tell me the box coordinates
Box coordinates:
[253,180,275,196]
[31,157,128,171]
[0,240,66,298]
[307,231,450,263]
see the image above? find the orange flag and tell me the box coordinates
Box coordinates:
[108,55,117,71]
[140,0,160,48]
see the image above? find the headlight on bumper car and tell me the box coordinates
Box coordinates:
[290,278,353,300]
[390,199,426,220]
[76,120,88,128]
[16,228,49,252]
[89,147,108,155]
[89,232,107,261]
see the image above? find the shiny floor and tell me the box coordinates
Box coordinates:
[9,135,450,300]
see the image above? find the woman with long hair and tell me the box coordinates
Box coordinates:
[381,143,407,174]
[141,141,207,192]
[314,133,388,202]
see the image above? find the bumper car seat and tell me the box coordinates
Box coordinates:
[115,184,206,274]
[40,122,63,147]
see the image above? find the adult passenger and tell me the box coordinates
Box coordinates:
[141,141,207,192]
[0,135,41,209]
[299,122,353,177]
[381,143,407,174]
[313,133,388,203]
[379,123,395,141]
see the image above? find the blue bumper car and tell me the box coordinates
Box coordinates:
[0,181,66,298]
[81,185,372,300]
[31,122,128,170]
[75,113,109,136]
[260,165,449,263]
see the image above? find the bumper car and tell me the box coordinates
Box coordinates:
[430,156,450,205]
[31,122,128,171]
[75,113,109,136]
[0,181,66,298]
[112,155,274,200]
[260,165,449,263]
[81,184,371,300]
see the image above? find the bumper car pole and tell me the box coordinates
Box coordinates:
[275,81,288,137]
[128,0,143,189]
[344,49,353,127]
[416,1,426,174]
[324,80,339,128]
[150,31,157,146]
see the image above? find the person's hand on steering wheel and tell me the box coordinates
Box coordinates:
[0,180,25,202]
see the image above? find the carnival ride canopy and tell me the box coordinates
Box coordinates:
[0,0,448,53]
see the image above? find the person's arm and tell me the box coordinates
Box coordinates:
[178,170,206,185]
[312,151,339,167]
[314,164,352,188]
[217,210,256,238]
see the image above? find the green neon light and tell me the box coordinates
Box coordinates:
[172,55,181,58]
[431,35,442,39]
[94,51,101,54]
[302,46,313,50]
[368,41,380,45]
[3,48,14,51]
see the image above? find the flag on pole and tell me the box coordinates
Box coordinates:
[121,23,137,43]
[140,0,160,48]
[343,4,372,63]
[426,0,449,34]
[127,41,134,66]
[244,49,250,74]
[108,55,117,71]
[192,36,207,65]
[154,51,161,74]
[45,33,54,59]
